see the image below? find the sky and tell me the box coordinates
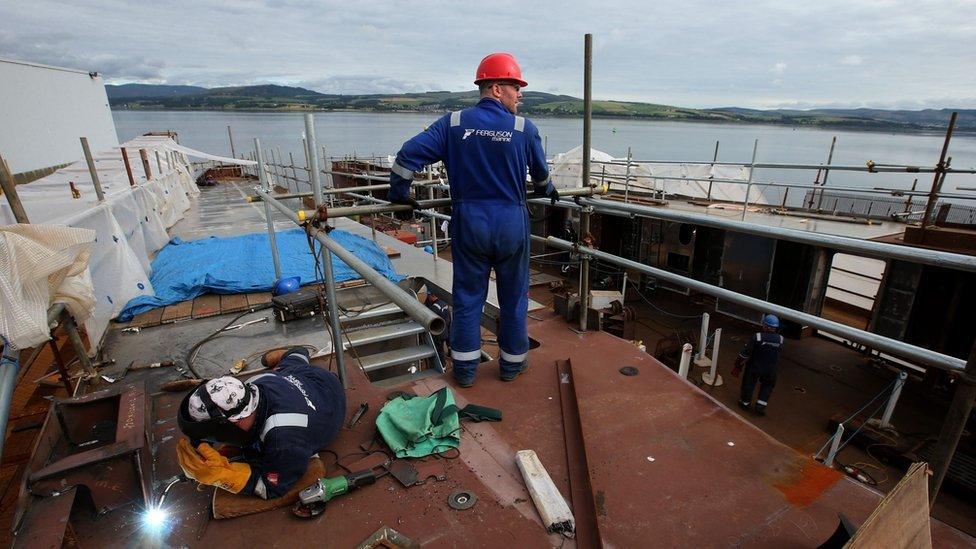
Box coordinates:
[2,0,975,110]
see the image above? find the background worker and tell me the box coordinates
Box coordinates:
[176,347,345,498]
[731,314,784,415]
[387,52,558,387]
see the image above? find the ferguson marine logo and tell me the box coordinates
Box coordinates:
[462,128,512,142]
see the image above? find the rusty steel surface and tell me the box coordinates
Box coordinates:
[12,314,976,547]
[27,384,150,513]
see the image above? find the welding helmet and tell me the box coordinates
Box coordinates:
[177,378,259,447]
[761,314,780,329]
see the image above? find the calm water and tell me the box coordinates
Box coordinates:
[113,110,976,202]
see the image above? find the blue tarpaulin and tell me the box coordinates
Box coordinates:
[118,228,403,321]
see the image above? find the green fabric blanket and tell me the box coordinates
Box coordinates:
[376,387,461,458]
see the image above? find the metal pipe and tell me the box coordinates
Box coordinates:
[696,313,710,361]
[624,147,632,203]
[345,192,453,222]
[579,197,976,273]
[879,371,908,429]
[303,185,604,221]
[928,341,976,505]
[580,33,593,333]
[61,309,96,382]
[593,158,976,175]
[255,188,445,336]
[706,140,719,201]
[922,112,957,229]
[678,343,692,379]
[254,140,282,279]
[305,114,324,207]
[709,328,722,383]
[227,125,236,158]
[741,139,759,221]
[318,243,347,389]
[80,137,106,202]
[0,153,30,223]
[824,423,844,467]
[0,339,21,459]
[600,170,970,198]
[544,235,966,372]
[815,137,837,211]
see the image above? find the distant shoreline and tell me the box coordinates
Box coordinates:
[111,107,969,136]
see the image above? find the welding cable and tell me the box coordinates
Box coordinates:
[624,275,703,320]
[184,307,271,378]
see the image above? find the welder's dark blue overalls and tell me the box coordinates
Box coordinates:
[242,348,345,498]
[739,332,784,409]
[389,98,553,382]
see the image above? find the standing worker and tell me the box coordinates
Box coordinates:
[731,314,784,415]
[388,53,558,387]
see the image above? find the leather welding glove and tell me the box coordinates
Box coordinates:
[533,185,559,205]
[177,438,251,493]
[390,197,422,221]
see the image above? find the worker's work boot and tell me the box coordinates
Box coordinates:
[738,400,752,412]
[261,349,288,369]
[754,401,767,416]
[452,360,477,388]
[500,362,529,382]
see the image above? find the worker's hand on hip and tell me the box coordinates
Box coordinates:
[533,185,559,205]
[177,438,251,493]
[390,197,422,221]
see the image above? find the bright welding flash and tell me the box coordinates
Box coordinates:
[144,506,168,530]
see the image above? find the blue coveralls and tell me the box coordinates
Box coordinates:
[241,348,346,498]
[389,98,553,381]
[738,332,784,408]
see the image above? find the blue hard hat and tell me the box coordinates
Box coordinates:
[761,314,780,328]
[272,276,301,296]
[423,245,434,254]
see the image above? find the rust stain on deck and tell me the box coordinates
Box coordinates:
[773,459,843,508]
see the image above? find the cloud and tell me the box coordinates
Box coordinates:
[297,75,444,95]
[1,0,975,109]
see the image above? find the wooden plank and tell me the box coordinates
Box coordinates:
[245,292,272,308]
[383,246,401,258]
[128,307,164,329]
[848,462,932,549]
[160,300,193,324]
[192,294,222,318]
[220,294,249,314]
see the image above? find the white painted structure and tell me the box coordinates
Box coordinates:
[0,58,118,174]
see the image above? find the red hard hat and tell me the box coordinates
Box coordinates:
[474,52,528,88]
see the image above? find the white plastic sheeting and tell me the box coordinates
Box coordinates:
[0,224,95,348]
[0,136,237,349]
[549,146,770,204]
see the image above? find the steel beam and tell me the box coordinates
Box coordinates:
[544,235,966,372]
[578,197,976,273]
[254,188,445,336]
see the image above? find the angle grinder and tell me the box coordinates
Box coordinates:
[292,470,377,519]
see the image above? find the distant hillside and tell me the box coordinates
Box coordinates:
[105,83,207,99]
[106,83,974,132]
